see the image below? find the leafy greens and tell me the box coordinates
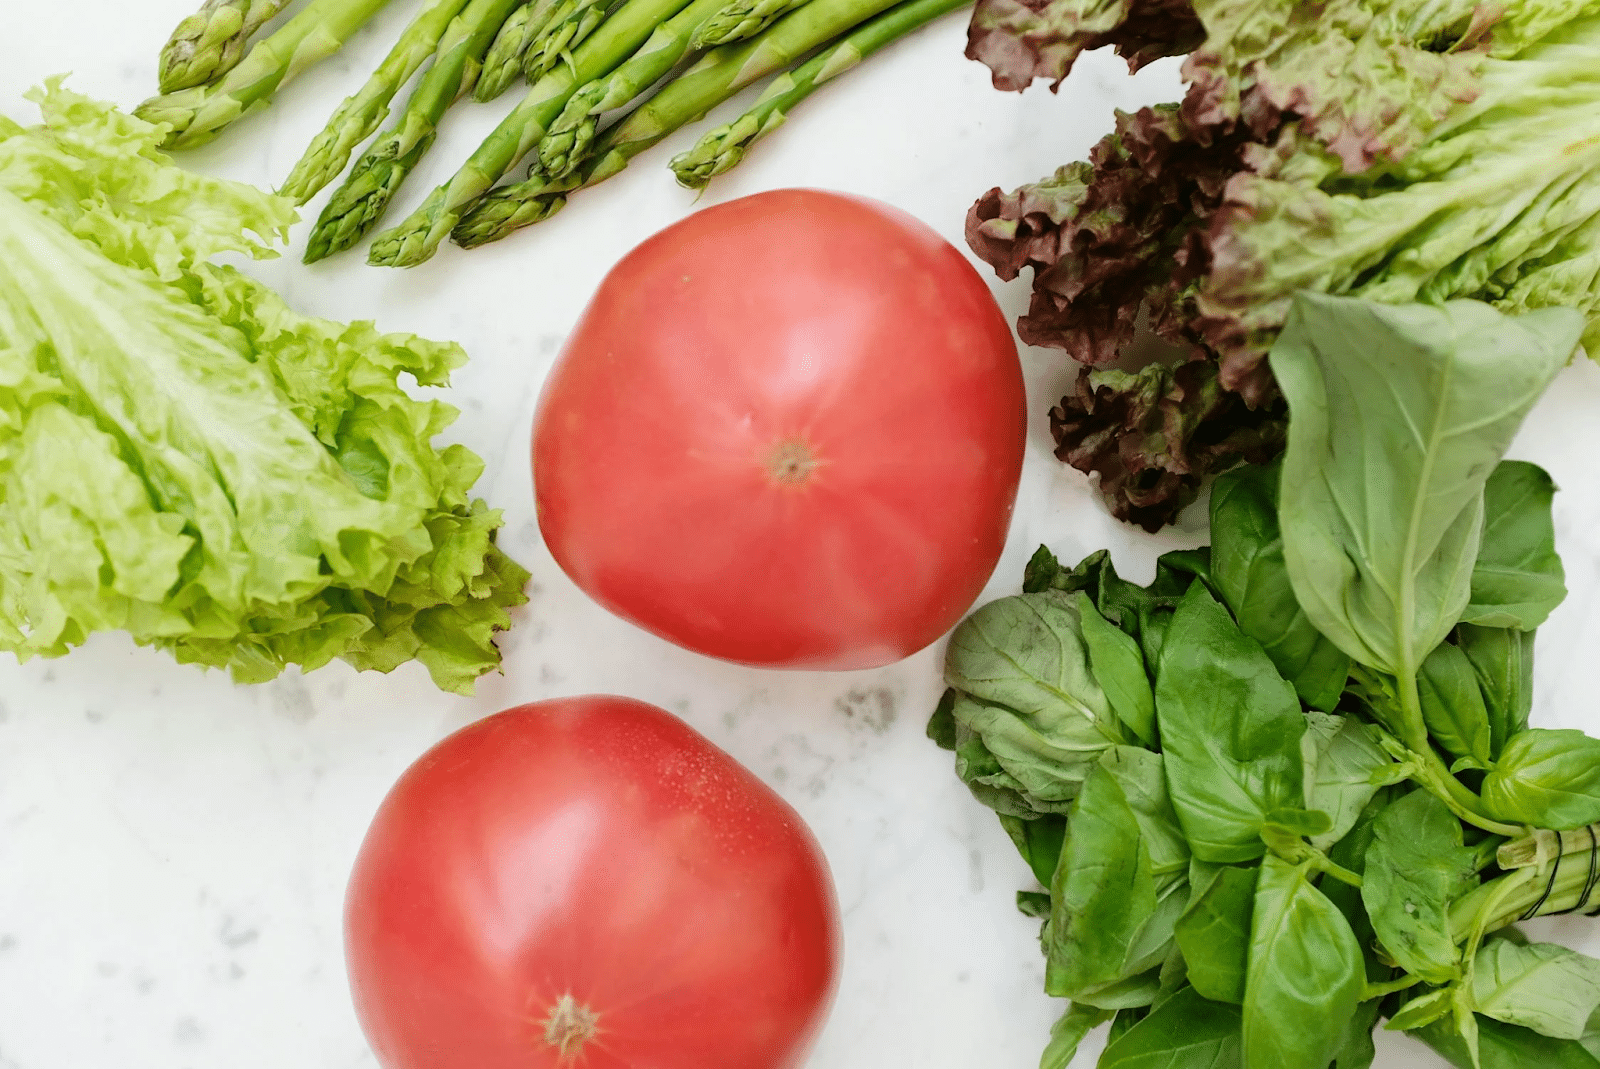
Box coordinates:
[0,81,528,692]
[964,0,1600,528]
[931,293,1600,1069]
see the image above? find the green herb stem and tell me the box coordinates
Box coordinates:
[1312,854,1365,889]
[1363,974,1422,1001]
[1450,845,1600,939]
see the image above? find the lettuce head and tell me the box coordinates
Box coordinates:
[0,80,529,693]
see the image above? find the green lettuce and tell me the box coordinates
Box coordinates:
[0,80,528,692]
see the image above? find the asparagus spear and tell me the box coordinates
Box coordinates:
[688,0,810,49]
[453,0,909,248]
[521,0,618,83]
[137,0,396,148]
[304,0,525,262]
[157,0,293,92]
[280,0,472,204]
[537,0,730,178]
[473,0,561,101]
[672,0,964,187]
[367,0,698,268]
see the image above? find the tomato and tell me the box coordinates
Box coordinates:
[345,696,841,1069]
[533,188,1027,670]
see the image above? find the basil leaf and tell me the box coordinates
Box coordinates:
[1419,640,1495,766]
[1463,461,1566,629]
[1029,547,1205,672]
[1210,460,1350,711]
[942,587,1130,813]
[1243,854,1365,1069]
[1473,941,1600,1040]
[1154,583,1305,863]
[1457,623,1535,758]
[1075,592,1157,747]
[1045,754,1184,1003]
[1098,986,1243,1069]
[1389,987,1455,1032]
[943,705,1072,818]
[998,812,1067,888]
[1333,998,1382,1069]
[945,591,1120,741]
[1040,1002,1113,1069]
[1100,746,1190,883]
[1175,863,1258,1004]
[1323,787,1398,983]
[1077,969,1166,1011]
[1270,293,1579,679]
[1107,1004,1147,1048]
[1362,790,1478,984]
[1301,712,1391,851]
[1417,1014,1600,1069]
[1482,728,1600,830]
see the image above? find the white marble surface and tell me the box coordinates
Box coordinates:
[2,4,1599,1068]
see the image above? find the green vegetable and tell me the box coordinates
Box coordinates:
[1419,641,1495,769]
[1483,730,1600,830]
[962,1,1600,529]
[1097,986,1241,1069]
[1362,790,1478,984]
[938,592,1125,812]
[136,0,397,148]
[1046,753,1185,1005]
[1174,863,1256,1004]
[1465,461,1566,630]
[1472,940,1600,1040]
[0,82,527,692]
[279,0,474,205]
[931,292,1600,1069]
[158,0,293,92]
[535,0,733,178]
[1041,1002,1114,1069]
[1272,293,1577,693]
[303,0,526,262]
[1417,1014,1600,1069]
[1153,583,1305,864]
[474,0,561,100]
[670,0,972,186]
[1458,624,1536,758]
[448,0,909,249]
[1300,713,1390,852]
[999,812,1066,889]
[366,0,699,267]
[521,0,618,82]
[690,0,810,47]
[1073,592,1155,748]
[1243,854,1365,1069]
[1209,459,1349,711]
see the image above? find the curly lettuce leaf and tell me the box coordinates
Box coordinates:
[966,0,1202,92]
[969,4,1600,527]
[1049,358,1286,531]
[0,81,526,693]
[1201,16,1600,387]
[1182,0,1488,168]
[967,105,1241,365]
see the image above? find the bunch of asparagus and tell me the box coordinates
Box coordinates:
[136,0,967,265]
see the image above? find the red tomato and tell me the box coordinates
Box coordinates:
[345,696,840,1069]
[534,189,1027,670]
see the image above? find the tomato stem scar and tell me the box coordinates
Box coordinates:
[541,993,600,1060]
[766,440,820,485]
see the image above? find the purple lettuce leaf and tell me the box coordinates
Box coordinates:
[966,0,1203,93]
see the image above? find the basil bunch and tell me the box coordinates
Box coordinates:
[931,294,1600,1069]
